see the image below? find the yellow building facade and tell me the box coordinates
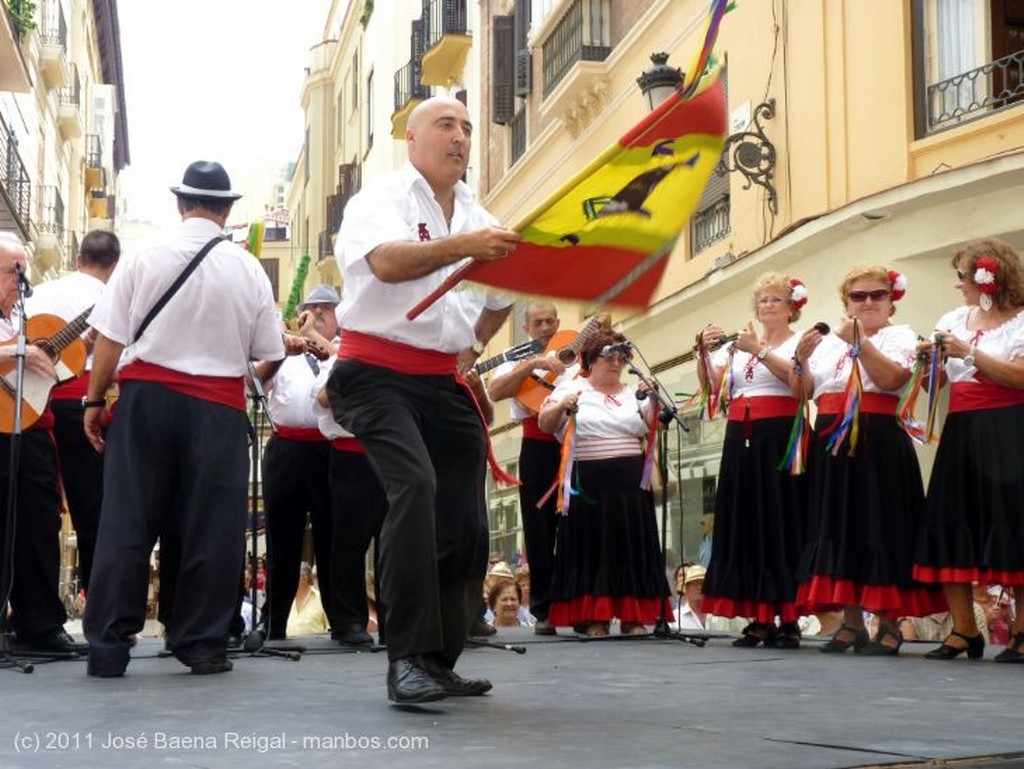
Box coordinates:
[475,0,1024,562]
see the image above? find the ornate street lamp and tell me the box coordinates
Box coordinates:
[636,52,683,112]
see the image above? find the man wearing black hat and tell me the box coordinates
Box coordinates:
[253,285,339,641]
[327,96,521,703]
[81,161,301,677]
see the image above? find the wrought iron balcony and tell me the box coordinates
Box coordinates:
[392,59,429,138]
[58,65,82,139]
[691,196,731,255]
[925,49,1024,134]
[38,0,69,89]
[0,115,31,238]
[33,185,65,271]
[542,0,611,98]
[420,0,471,87]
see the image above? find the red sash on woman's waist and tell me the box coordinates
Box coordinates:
[331,437,365,453]
[120,360,245,411]
[817,392,898,416]
[273,426,327,442]
[339,331,456,375]
[950,381,1024,413]
[51,371,89,400]
[521,415,556,442]
[727,395,798,422]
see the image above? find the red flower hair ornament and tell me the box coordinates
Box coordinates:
[887,270,907,302]
[789,279,808,310]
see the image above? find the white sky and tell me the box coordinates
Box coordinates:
[115,0,330,229]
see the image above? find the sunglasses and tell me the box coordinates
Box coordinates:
[847,289,890,303]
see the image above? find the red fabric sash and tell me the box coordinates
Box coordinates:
[949,381,1024,413]
[330,437,365,453]
[120,360,245,411]
[273,426,327,442]
[338,330,456,375]
[31,406,55,431]
[521,415,556,442]
[331,436,364,454]
[51,371,89,400]
[817,391,897,416]
[726,395,798,422]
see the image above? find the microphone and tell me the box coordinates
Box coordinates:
[14,261,32,298]
[812,322,830,336]
[600,341,633,358]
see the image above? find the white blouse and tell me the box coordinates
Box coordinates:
[933,306,1024,383]
[711,333,799,398]
[807,324,917,398]
[545,378,655,459]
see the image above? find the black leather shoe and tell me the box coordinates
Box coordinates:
[733,622,776,648]
[420,655,492,696]
[332,625,373,646]
[468,618,496,637]
[23,628,89,654]
[190,657,233,675]
[925,630,985,660]
[858,625,903,656]
[819,624,869,654]
[533,619,556,636]
[994,632,1024,663]
[386,657,447,704]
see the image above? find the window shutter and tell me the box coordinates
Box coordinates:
[514,2,532,96]
[492,15,515,125]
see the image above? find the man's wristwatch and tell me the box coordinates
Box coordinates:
[963,346,977,368]
[470,339,485,356]
[81,397,106,409]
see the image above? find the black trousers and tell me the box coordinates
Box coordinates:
[0,429,65,638]
[261,436,333,637]
[328,449,387,634]
[84,383,249,665]
[326,360,489,665]
[518,437,561,622]
[51,398,105,591]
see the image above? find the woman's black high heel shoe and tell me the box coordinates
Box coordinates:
[924,630,985,660]
[994,632,1024,663]
[733,622,776,648]
[819,624,869,654]
[774,622,801,649]
[858,625,903,656]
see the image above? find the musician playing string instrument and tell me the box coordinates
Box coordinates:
[253,285,340,642]
[0,231,83,655]
[487,301,576,636]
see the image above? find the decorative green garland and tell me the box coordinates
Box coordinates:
[282,253,311,323]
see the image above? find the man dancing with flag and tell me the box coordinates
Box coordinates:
[326,96,520,703]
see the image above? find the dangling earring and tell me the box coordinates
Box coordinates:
[980,293,993,312]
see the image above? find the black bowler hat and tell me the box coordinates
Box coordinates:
[170,160,242,200]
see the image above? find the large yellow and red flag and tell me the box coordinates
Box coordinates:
[408,0,730,319]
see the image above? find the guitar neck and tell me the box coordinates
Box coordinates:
[475,339,543,375]
[46,307,93,353]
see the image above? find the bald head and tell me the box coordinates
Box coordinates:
[406,96,472,198]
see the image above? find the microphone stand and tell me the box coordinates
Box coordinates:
[233,363,300,662]
[621,345,705,647]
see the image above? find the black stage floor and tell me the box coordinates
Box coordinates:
[2,627,1023,769]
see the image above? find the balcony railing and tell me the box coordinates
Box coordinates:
[86,133,103,168]
[542,0,611,98]
[926,49,1024,133]
[1,116,32,236]
[36,185,65,239]
[509,107,526,166]
[690,196,731,255]
[393,58,429,112]
[423,0,467,49]
[39,0,67,49]
[60,64,80,106]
